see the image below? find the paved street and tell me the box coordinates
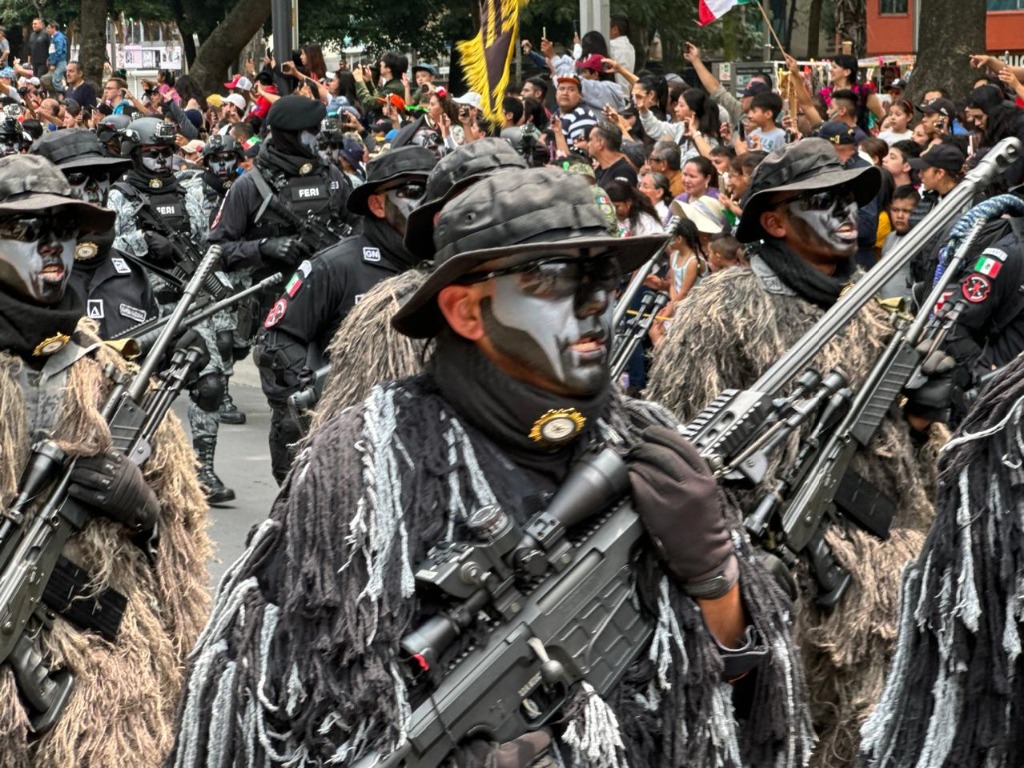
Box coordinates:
[173,357,279,587]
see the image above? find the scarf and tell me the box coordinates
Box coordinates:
[121,168,179,194]
[757,237,856,309]
[428,331,611,492]
[0,284,83,360]
[258,136,321,179]
[362,216,418,270]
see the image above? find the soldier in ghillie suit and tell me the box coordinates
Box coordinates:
[646,139,946,766]
[861,352,1024,767]
[0,155,211,766]
[170,167,813,767]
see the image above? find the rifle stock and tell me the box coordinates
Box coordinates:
[0,245,222,733]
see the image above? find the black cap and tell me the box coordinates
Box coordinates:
[887,78,908,91]
[917,98,955,118]
[742,81,770,98]
[392,167,664,338]
[736,138,881,243]
[403,138,527,260]
[818,121,857,146]
[31,128,131,171]
[345,146,437,217]
[266,95,327,132]
[909,143,965,174]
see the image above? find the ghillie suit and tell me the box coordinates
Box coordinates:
[169,335,813,768]
[308,269,429,433]
[861,352,1024,767]
[646,258,944,767]
[0,320,212,767]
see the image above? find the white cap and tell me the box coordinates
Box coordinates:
[224,93,247,112]
[452,91,482,109]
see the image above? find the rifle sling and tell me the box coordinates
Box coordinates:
[833,469,896,541]
[41,555,127,644]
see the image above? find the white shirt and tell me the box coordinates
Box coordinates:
[609,36,635,92]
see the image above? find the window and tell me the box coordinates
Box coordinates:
[988,0,1024,9]
[880,0,909,12]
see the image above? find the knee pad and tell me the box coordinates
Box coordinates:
[216,330,234,362]
[190,372,227,412]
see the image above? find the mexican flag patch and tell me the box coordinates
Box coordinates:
[974,256,1002,278]
[285,273,303,297]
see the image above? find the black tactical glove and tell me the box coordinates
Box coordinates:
[627,425,739,600]
[258,236,308,266]
[903,343,956,424]
[454,728,552,768]
[68,450,160,532]
[173,328,211,385]
[143,231,175,264]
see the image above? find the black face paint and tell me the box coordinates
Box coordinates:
[480,267,613,396]
[0,214,77,304]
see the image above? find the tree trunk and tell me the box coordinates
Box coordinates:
[79,0,109,87]
[807,0,822,58]
[909,0,985,103]
[188,0,271,92]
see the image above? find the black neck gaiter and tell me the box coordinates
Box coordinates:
[427,331,611,491]
[757,237,856,309]
[0,284,83,360]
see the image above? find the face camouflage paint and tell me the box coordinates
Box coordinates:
[785,188,859,257]
[0,214,78,303]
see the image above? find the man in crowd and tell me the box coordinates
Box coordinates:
[27,16,49,79]
[63,61,96,110]
[608,12,635,90]
[590,120,637,188]
[648,139,945,767]
[44,19,67,95]
[0,153,212,767]
[553,74,598,145]
[169,164,811,767]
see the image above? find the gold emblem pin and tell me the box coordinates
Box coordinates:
[529,408,586,446]
[32,332,70,357]
[298,162,313,176]
[74,241,99,261]
[148,178,163,189]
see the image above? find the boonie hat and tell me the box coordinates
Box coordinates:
[30,129,132,171]
[0,155,114,233]
[266,95,326,131]
[346,145,436,216]
[392,167,666,337]
[736,138,881,243]
[404,138,527,260]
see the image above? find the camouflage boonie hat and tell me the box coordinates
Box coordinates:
[0,155,115,233]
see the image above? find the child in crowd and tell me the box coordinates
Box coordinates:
[746,91,787,152]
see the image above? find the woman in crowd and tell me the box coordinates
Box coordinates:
[820,53,884,132]
[638,170,672,222]
[301,43,328,82]
[605,179,663,237]
[675,155,719,204]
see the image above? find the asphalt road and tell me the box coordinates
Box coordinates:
[173,357,279,587]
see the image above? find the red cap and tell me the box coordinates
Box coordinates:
[575,54,604,73]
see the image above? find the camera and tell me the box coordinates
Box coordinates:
[458,105,471,119]
[17,87,28,96]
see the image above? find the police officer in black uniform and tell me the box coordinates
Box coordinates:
[255,145,436,483]
[30,128,158,339]
[208,95,350,295]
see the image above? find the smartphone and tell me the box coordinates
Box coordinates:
[573,20,580,35]
[266,47,272,59]
[542,26,547,39]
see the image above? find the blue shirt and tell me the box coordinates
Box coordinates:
[48,31,66,66]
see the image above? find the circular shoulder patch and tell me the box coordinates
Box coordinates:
[264,298,288,327]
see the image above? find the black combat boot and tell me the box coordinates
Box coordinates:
[219,389,247,425]
[194,436,236,505]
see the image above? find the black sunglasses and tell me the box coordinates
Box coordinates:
[0,214,80,242]
[382,181,426,200]
[456,255,621,299]
[771,187,856,212]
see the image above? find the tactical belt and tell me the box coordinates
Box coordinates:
[41,556,127,643]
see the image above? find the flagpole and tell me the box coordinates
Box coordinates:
[756,0,789,60]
